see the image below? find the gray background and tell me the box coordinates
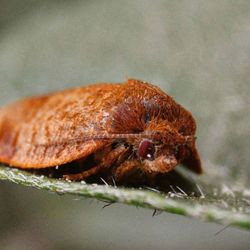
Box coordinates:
[0,1,249,249]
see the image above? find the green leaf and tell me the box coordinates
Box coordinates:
[0,165,249,231]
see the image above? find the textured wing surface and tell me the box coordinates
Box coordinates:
[0,84,119,168]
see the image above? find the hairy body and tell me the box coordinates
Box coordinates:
[0,79,202,183]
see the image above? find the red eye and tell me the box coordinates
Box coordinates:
[138,139,155,160]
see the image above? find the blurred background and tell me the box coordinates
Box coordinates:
[0,1,249,249]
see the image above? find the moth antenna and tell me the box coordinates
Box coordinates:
[31,132,152,147]
[31,132,194,147]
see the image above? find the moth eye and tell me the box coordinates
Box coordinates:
[138,139,155,160]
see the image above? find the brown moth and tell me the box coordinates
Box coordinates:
[0,79,202,184]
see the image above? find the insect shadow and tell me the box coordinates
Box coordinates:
[33,161,201,197]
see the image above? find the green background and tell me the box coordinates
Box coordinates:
[0,1,249,249]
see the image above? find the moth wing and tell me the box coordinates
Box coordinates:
[182,147,202,174]
[0,85,115,168]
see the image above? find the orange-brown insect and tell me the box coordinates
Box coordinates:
[0,79,202,184]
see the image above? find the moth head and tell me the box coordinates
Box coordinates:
[136,131,198,174]
[109,86,202,174]
[135,95,202,173]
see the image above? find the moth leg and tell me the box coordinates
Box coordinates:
[64,144,129,181]
[113,159,140,184]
